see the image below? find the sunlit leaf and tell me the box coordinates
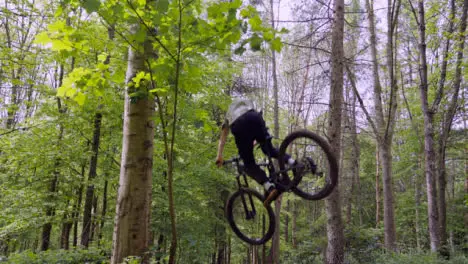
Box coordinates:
[74,92,86,105]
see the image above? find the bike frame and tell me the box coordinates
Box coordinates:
[230,158,257,220]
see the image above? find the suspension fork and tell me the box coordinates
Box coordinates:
[236,173,256,219]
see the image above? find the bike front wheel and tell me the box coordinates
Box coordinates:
[225,188,276,245]
[279,129,339,200]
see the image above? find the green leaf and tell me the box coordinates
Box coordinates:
[271,37,283,52]
[263,31,274,41]
[230,0,242,9]
[34,32,51,45]
[97,52,108,62]
[135,27,147,43]
[48,20,66,32]
[249,15,262,31]
[240,8,249,18]
[240,5,256,18]
[156,0,169,13]
[82,0,101,13]
[57,86,68,97]
[51,39,73,51]
[249,34,262,51]
[132,71,150,88]
[65,87,77,97]
[234,46,246,55]
[55,5,63,17]
[74,92,86,105]
[150,87,168,95]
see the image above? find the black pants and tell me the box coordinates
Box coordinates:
[230,110,290,185]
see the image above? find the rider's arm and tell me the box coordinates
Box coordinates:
[216,124,229,166]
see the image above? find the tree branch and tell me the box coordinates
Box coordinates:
[345,64,380,140]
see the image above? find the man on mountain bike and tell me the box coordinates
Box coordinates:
[215,98,296,205]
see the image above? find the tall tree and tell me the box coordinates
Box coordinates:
[41,63,66,251]
[408,0,467,252]
[436,0,468,252]
[81,24,115,248]
[111,23,155,263]
[414,0,441,251]
[268,0,281,262]
[325,0,345,262]
[354,0,401,250]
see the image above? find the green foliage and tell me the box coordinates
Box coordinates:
[281,241,323,264]
[372,252,468,264]
[344,227,384,263]
[3,248,108,264]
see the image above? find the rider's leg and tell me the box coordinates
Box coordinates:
[234,138,273,190]
[249,112,294,164]
[230,114,270,188]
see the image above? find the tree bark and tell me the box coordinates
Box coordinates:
[41,143,61,251]
[60,203,73,250]
[350,92,362,226]
[363,0,399,249]
[325,0,345,262]
[416,0,440,252]
[375,146,380,227]
[41,62,66,251]
[437,0,468,252]
[379,141,397,250]
[81,112,102,247]
[98,179,108,246]
[284,200,289,243]
[268,0,281,262]
[111,23,155,264]
[292,202,297,248]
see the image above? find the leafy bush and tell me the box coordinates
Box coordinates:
[281,240,324,264]
[344,226,384,263]
[2,248,108,264]
[372,251,468,264]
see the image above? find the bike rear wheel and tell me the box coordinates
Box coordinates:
[225,188,275,245]
[279,129,338,200]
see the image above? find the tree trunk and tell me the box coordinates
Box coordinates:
[111,24,155,264]
[268,0,281,261]
[325,0,345,262]
[90,194,99,242]
[350,92,362,226]
[416,0,440,252]
[98,180,108,246]
[364,0,399,249]
[379,141,397,250]
[41,62,66,251]
[41,155,60,251]
[82,112,102,247]
[375,146,380,227]
[73,164,85,247]
[284,200,289,243]
[465,113,468,254]
[60,204,73,250]
[227,235,231,264]
[4,0,18,130]
[60,222,72,250]
[292,202,297,248]
[415,157,422,251]
[437,0,468,253]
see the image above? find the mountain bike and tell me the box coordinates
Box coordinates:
[223,129,339,245]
